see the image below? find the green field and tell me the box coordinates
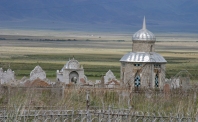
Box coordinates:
[0,31,198,81]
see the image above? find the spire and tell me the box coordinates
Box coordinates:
[142,16,146,30]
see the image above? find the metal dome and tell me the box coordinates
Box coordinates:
[132,17,156,41]
[120,52,167,63]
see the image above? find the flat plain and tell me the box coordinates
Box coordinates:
[0,29,198,81]
[1,30,198,115]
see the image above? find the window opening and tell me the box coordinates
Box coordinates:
[134,64,142,67]
[154,64,161,68]
[155,73,159,87]
[134,75,141,88]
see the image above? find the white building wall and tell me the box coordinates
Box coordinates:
[78,70,84,84]
[56,70,63,82]
[63,70,70,84]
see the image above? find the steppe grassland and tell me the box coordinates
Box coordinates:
[0,39,127,79]
[0,30,198,81]
[1,31,198,113]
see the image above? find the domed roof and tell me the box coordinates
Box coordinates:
[132,17,156,41]
[65,58,80,69]
[120,52,166,63]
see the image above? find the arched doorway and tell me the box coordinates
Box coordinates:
[69,71,79,84]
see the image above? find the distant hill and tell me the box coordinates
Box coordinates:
[0,0,198,32]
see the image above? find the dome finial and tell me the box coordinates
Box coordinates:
[143,16,146,30]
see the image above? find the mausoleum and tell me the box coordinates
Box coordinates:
[120,17,167,89]
[56,58,84,84]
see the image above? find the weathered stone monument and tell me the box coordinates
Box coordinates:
[30,65,46,81]
[0,68,15,84]
[94,70,120,88]
[104,70,116,84]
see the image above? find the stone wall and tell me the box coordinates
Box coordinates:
[120,62,166,89]
[140,64,152,88]
[160,64,166,88]
[132,41,155,52]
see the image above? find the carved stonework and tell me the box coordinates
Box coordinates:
[30,65,46,81]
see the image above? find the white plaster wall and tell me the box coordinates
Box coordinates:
[0,69,15,84]
[78,70,84,84]
[30,66,46,81]
[56,73,63,82]
[63,70,70,84]
[104,70,116,84]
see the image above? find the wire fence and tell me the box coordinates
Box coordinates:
[0,108,197,122]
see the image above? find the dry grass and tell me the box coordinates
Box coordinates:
[1,86,198,115]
